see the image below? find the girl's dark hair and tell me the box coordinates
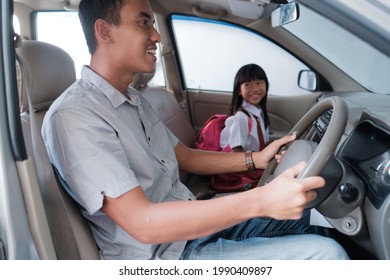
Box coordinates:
[228,63,270,128]
[79,0,124,54]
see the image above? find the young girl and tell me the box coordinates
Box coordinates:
[211,64,270,192]
[220,63,270,153]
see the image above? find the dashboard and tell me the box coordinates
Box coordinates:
[313,92,390,259]
[340,120,390,209]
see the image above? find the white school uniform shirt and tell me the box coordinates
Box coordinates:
[220,101,269,151]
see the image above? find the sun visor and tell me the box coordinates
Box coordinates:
[229,0,287,20]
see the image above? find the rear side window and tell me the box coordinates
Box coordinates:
[13,15,21,34]
[35,11,89,78]
[170,15,311,96]
[34,11,165,87]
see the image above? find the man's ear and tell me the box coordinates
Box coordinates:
[95,19,112,43]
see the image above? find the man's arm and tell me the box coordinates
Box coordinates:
[175,134,296,175]
[101,161,323,244]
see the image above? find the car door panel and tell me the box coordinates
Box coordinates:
[187,89,320,141]
[187,90,231,132]
[267,93,321,141]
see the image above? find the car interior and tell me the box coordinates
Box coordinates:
[1,0,390,260]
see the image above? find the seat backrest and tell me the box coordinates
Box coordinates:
[132,73,195,147]
[16,40,100,259]
[132,73,196,184]
[131,74,214,197]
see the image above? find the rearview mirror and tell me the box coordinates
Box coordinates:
[271,2,300,27]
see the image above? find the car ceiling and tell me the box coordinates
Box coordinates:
[14,0,285,24]
[14,0,390,58]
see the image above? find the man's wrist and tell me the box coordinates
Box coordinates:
[245,151,256,171]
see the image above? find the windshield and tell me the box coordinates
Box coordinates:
[284,3,390,94]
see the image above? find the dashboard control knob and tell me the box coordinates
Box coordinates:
[338,183,358,202]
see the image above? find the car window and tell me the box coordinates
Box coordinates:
[13,15,20,34]
[284,4,390,94]
[33,11,165,87]
[34,11,89,78]
[170,14,312,96]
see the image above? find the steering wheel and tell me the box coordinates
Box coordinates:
[258,96,348,208]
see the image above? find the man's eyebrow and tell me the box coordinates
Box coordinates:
[140,11,152,19]
[139,11,155,23]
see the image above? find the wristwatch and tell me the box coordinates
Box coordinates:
[245,151,256,171]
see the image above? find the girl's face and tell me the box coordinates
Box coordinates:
[240,79,267,106]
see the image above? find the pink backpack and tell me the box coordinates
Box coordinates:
[194,112,254,151]
[194,114,229,151]
[194,112,264,193]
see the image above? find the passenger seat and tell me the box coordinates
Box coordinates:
[131,73,213,196]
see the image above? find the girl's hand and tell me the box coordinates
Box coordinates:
[252,134,296,169]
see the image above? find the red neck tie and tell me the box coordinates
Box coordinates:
[255,117,265,150]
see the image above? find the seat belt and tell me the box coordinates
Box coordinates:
[16,54,82,260]
[161,44,184,103]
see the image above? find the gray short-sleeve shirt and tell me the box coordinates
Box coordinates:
[42,66,195,259]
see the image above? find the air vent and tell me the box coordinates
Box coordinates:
[314,109,333,137]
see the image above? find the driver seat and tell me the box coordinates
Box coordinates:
[17,40,100,259]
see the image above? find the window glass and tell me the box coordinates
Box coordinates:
[13,15,21,35]
[170,15,311,96]
[284,5,390,94]
[34,11,165,87]
[35,11,89,78]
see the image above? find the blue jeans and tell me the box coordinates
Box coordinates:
[180,210,349,260]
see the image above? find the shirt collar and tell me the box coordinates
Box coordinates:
[81,66,141,108]
[241,100,264,119]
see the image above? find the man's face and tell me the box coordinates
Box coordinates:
[109,0,161,75]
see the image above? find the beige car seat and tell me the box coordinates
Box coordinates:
[16,41,215,260]
[132,73,213,196]
[17,40,100,259]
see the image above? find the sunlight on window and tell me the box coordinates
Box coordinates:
[36,12,90,78]
[35,11,165,87]
[171,15,310,95]
[13,15,20,35]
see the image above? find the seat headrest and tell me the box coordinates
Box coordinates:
[16,40,76,112]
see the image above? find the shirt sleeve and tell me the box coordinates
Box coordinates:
[220,111,250,150]
[44,108,140,215]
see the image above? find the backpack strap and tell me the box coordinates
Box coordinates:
[239,107,252,131]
